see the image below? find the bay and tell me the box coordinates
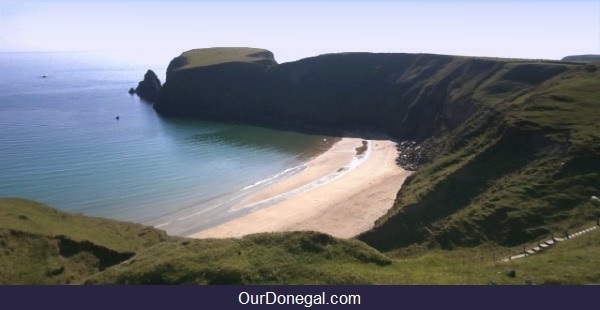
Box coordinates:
[0,52,326,236]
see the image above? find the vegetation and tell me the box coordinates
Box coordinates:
[166,47,276,79]
[561,54,600,62]
[360,63,600,251]
[90,226,600,285]
[87,224,600,285]
[0,198,168,284]
[86,231,391,284]
[179,47,275,69]
[1,198,599,284]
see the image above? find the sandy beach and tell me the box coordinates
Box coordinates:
[190,137,412,239]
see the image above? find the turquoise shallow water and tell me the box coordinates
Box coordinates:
[0,52,326,236]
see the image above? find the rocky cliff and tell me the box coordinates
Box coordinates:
[154,48,570,141]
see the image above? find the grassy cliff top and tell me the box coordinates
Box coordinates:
[0,198,169,284]
[171,47,277,72]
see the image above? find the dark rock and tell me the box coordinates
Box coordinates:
[506,270,516,278]
[56,235,135,271]
[135,70,161,102]
[396,140,431,171]
[45,266,65,277]
[128,87,135,95]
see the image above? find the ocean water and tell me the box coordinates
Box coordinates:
[0,52,327,236]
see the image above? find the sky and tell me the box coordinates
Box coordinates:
[0,1,599,64]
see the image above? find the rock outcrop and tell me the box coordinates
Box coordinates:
[134,70,162,102]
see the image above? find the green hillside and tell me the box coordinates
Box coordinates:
[0,198,168,284]
[86,231,391,285]
[87,226,600,285]
[1,198,599,284]
[359,63,600,251]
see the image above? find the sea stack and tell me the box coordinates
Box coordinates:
[134,69,162,102]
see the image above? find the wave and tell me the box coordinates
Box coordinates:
[141,164,309,228]
[240,164,306,191]
[241,140,372,210]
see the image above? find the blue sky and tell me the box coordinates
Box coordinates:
[1,1,598,63]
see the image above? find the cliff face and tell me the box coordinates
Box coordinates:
[154,49,569,140]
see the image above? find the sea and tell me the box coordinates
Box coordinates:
[0,52,328,236]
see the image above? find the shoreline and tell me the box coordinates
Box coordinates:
[140,134,338,236]
[190,137,412,239]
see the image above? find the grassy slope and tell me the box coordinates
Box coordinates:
[86,232,391,285]
[2,198,599,284]
[88,223,600,285]
[0,198,168,284]
[359,63,599,251]
[0,198,167,252]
